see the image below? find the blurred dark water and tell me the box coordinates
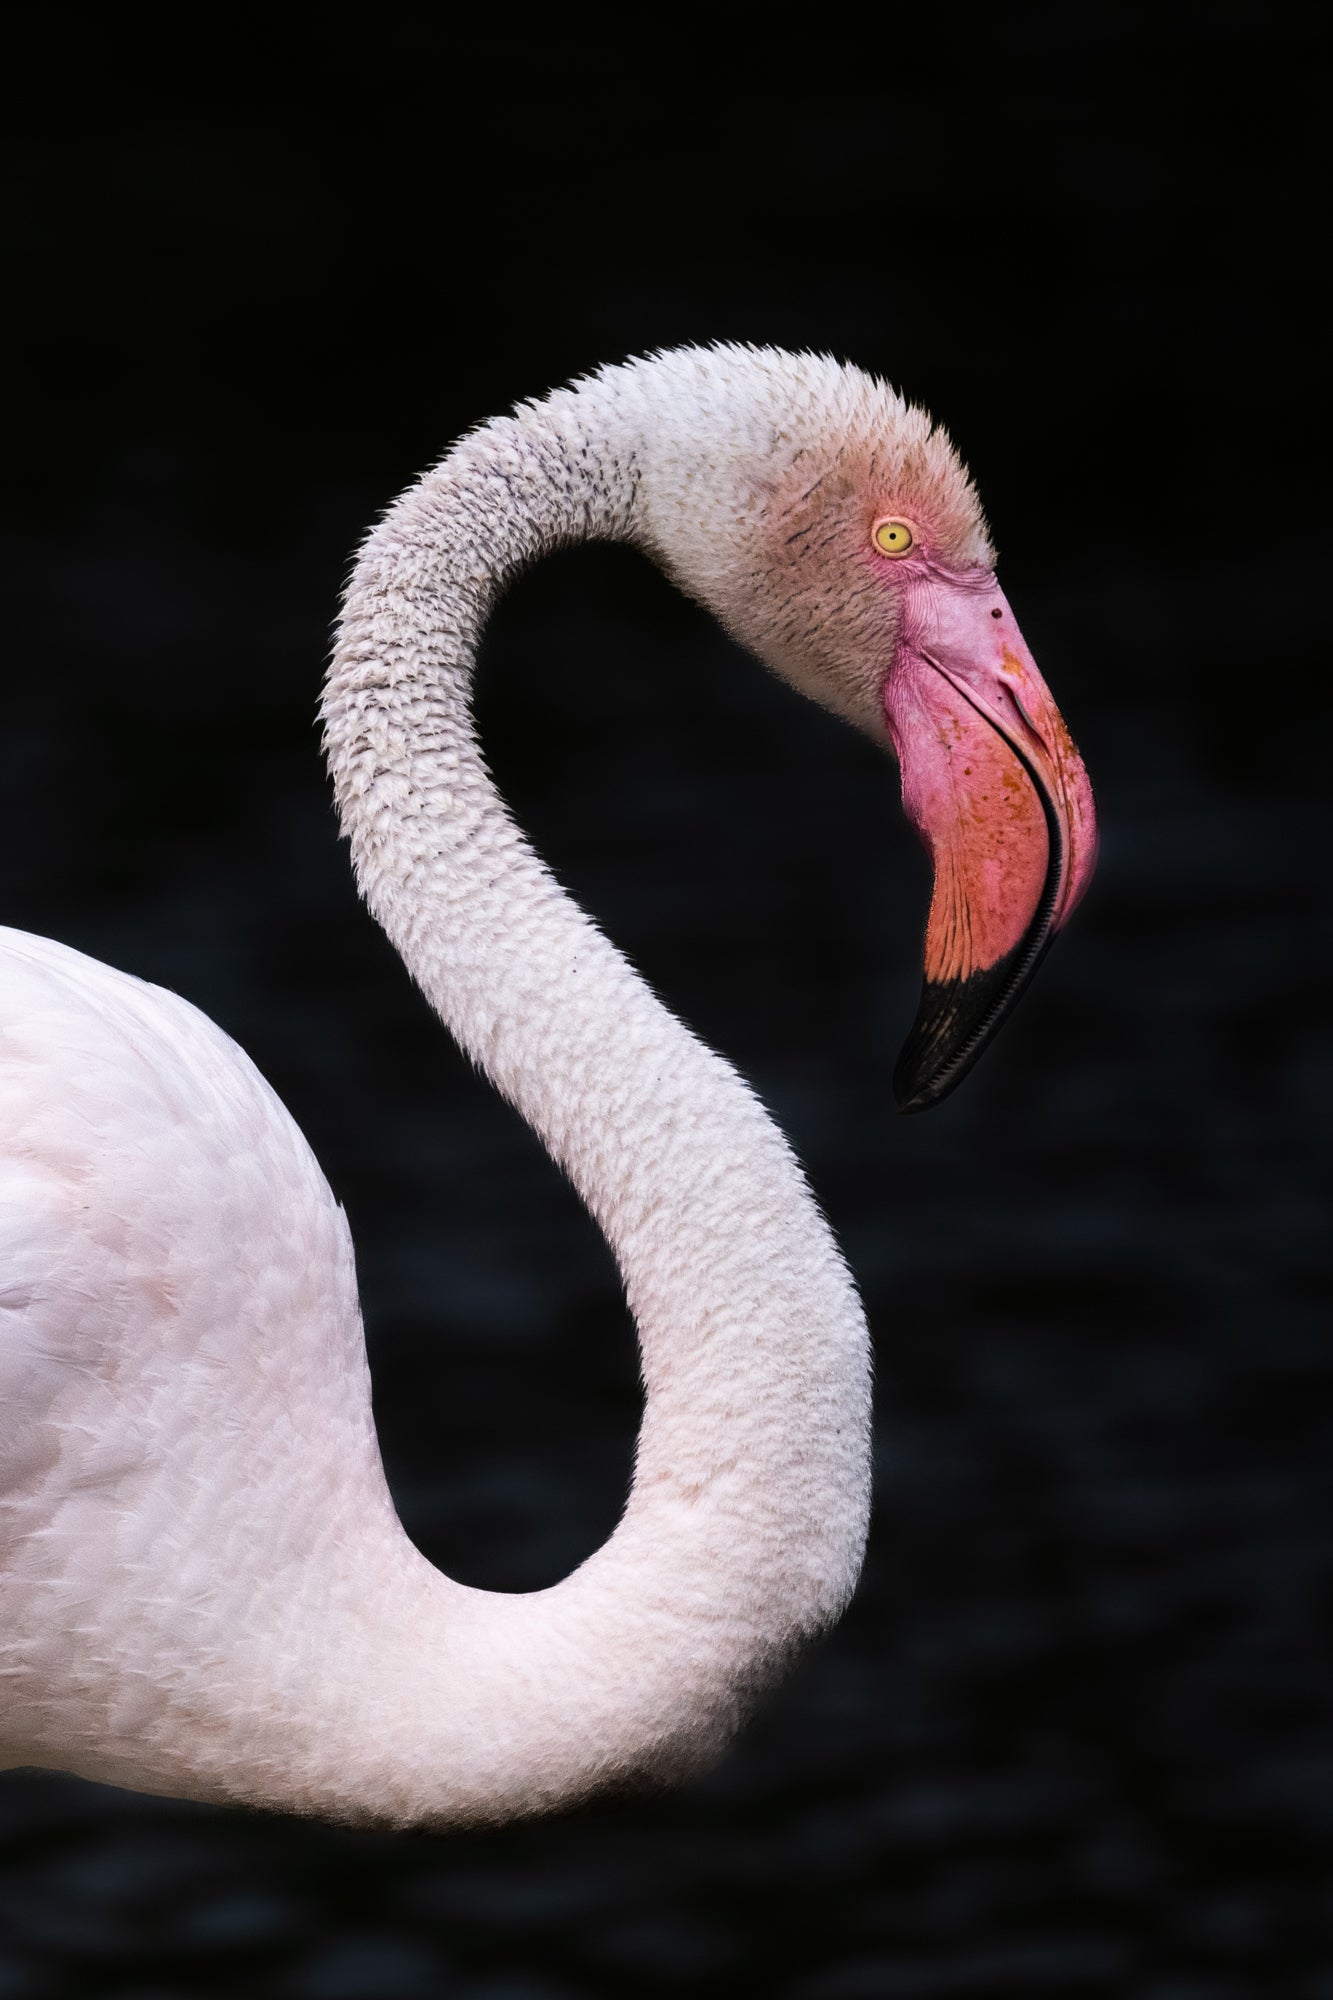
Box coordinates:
[3,16,1329,1996]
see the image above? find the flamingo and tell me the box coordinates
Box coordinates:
[0,346,1096,1826]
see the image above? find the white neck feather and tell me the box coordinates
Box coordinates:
[199,365,869,1825]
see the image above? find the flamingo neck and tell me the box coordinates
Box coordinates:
[309,368,871,1824]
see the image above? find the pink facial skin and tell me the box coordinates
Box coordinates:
[883,573,1098,990]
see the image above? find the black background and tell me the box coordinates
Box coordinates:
[3,11,1329,1995]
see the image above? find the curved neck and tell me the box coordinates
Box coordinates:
[317,374,871,1825]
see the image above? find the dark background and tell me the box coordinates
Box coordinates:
[3,11,1329,1995]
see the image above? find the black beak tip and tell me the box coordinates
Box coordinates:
[891,979,979,1114]
[891,1030,956,1113]
[893,1075,948,1116]
[892,1046,966,1116]
[892,942,1056,1115]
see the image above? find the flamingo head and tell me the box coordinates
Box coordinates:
[630,346,1098,1111]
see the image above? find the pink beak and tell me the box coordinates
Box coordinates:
[883,578,1097,1111]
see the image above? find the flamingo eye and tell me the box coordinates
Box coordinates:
[873,518,915,557]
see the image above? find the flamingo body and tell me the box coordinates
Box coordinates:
[0,929,377,1793]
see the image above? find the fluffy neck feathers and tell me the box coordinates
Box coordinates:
[309,358,872,1824]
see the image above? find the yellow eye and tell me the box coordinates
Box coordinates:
[873,518,915,556]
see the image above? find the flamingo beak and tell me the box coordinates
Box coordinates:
[882,580,1097,1112]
